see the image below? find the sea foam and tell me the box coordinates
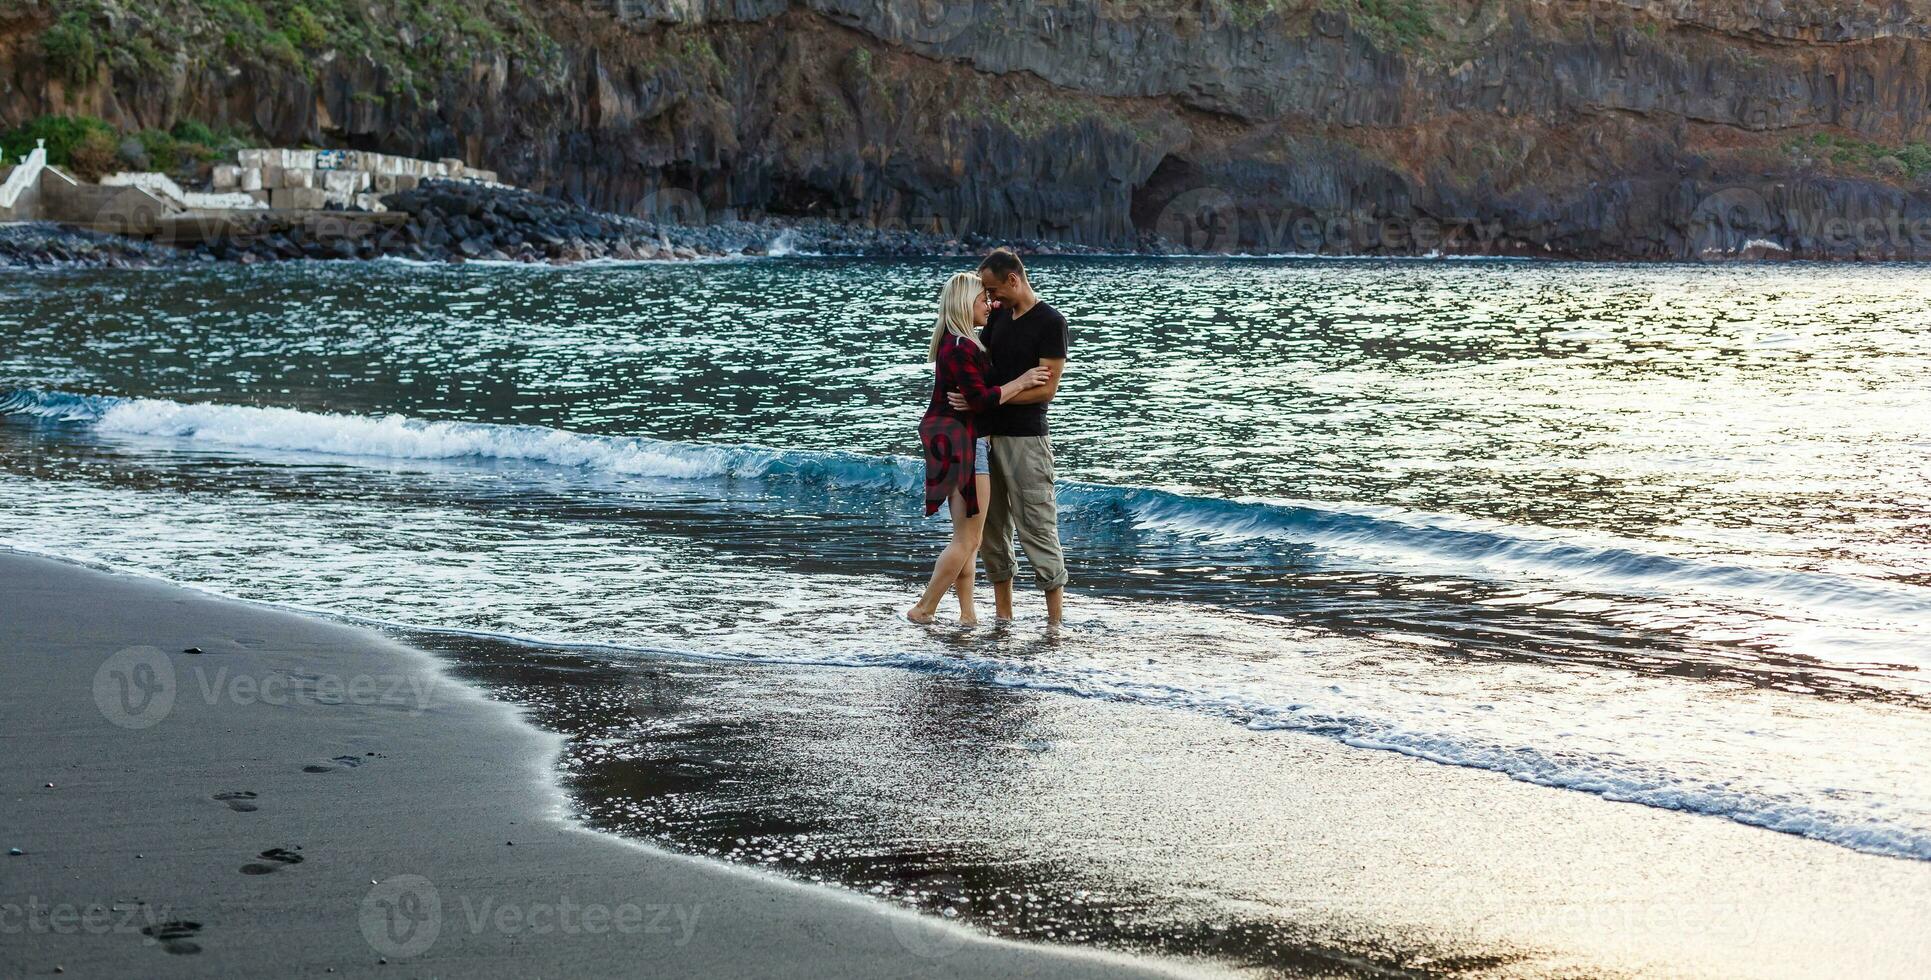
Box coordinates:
[7,387,1930,638]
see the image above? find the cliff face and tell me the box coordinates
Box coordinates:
[7,0,1931,258]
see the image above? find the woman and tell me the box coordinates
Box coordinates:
[907,271,1050,625]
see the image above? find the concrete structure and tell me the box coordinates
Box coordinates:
[150,207,410,250]
[2,140,508,248]
[4,155,190,233]
[43,181,175,235]
[219,148,505,211]
[101,172,264,211]
[271,187,327,210]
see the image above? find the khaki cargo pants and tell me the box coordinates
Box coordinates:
[980,435,1068,591]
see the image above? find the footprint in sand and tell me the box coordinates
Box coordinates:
[141,920,203,955]
[212,791,259,812]
[299,748,382,771]
[301,756,363,771]
[239,846,304,875]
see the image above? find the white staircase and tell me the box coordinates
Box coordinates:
[0,140,47,214]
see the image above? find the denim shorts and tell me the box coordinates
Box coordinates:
[974,436,991,476]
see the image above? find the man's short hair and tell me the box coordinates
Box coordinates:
[978,248,1026,282]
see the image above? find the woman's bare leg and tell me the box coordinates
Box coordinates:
[952,565,974,624]
[951,474,991,625]
[908,477,990,624]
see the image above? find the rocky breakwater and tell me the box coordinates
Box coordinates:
[0,220,183,268]
[173,180,725,264]
[182,179,1132,265]
[378,180,717,263]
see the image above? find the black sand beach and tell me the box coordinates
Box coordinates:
[0,550,1202,978]
[11,545,1930,978]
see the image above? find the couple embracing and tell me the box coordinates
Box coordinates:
[907,249,1069,627]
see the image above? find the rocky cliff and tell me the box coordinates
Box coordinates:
[7,0,1931,258]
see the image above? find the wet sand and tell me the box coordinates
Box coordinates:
[418,635,1931,979]
[0,550,1203,978]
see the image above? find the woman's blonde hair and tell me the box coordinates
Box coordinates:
[929,271,986,362]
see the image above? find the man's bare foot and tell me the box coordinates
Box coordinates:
[905,607,936,624]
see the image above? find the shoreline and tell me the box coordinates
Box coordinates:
[9,545,1931,977]
[0,548,1207,978]
[8,217,1907,273]
[423,627,1931,979]
[11,177,1918,270]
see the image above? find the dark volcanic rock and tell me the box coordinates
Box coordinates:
[376,178,1100,263]
[22,1,1931,262]
[0,222,185,270]
[13,1,1931,260]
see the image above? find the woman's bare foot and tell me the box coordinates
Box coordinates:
[958,614,978,628]
[905,606,936,624]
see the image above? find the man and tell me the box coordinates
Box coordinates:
[948,248,1069,623]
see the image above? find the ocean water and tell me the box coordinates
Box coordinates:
[3,257,1931,966]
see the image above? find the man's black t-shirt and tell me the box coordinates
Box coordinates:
[979,300,1069,437]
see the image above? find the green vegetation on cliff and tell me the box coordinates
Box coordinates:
[1786,132,1931,183]
[39,10,100,84]
[1324,0,1438,51]
[2,114,256,178]
[0,114,114,169]
[22,0,561,95]
[951,80,1159,143]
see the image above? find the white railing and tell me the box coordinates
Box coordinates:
[0,140,47,211]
